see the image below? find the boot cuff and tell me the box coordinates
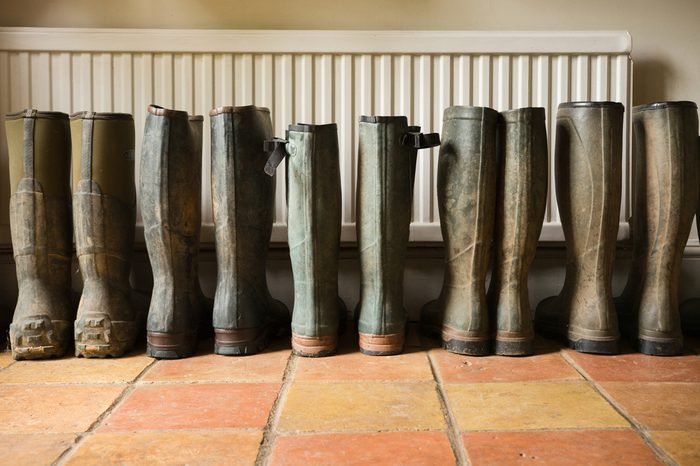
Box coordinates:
[501,107,546,122]
[5,109,68,120]
[209,105,270,116]
[359,115,408,125]
[633,101,697,112]
[443,106,498,122]
[559,101,624,110]
[69,111,133,121]
[147,104,190,120]
[288,123,337,133]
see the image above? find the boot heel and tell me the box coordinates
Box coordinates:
[147,331,197,359]
[214,327,269,356]
[359,332,404,356]
[10,316,71,360]
[639,337,683,356]
[292,334,337,358]
[568,338,619,355]
[75,314,137,358]
[443,338,491,356]
[494,333,535,356]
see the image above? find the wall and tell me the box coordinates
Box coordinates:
[0,1,699,326]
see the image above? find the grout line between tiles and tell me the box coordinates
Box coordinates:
[559,351,677,466]
[51,358,158,466]
[254,351,298,466]
[427,350,469,466]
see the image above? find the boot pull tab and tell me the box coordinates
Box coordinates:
[402,129,441,150]
[263,138,290,176]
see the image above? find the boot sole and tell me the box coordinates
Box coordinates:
[568,338,619,355]
[639,338,683,356]
[214,327,270,356]
[292,333,337,358]
[494,334,535,356]
[359,332,404,356]
[442,325,491,356]
[75,314,137,358]
[10,317,71,360]
[147,331,197,359]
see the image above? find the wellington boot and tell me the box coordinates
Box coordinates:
[5,110,72,359]
[420,106,500,356]
[210,106,290,355]
[487,108,548,356]
[70,112,142,358]
[140,105,206,359]
[356,116,439,355]
[680,150,700,337]
[535,101,624,354]
[265,123,345,357]
[616,102,698,355]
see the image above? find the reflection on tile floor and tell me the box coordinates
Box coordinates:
[0,328,698,465]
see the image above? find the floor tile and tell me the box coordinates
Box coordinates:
[463,430,662,466]
[65,431,262,466]
[142,349,290,383]
[650,430,700,466]
[295,351,433,382]
[430,349,581,383]
[0,385,125,433]
[0,353,152,384]
[565,350,700,382]
[0,433,76,466]
[445,381,628,431]
[100,383,279,431]
[601,382,700,430]
[277,381,445,432]
[269,432,455,466]
[0,351,14,369]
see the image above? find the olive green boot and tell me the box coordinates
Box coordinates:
[487,107,548,356]
[420,106,500,356]
[71,112,142,358]
[356,116,438,355]
[210,106,290,355]
[535,101,624,354]
[5,110,72,359]
[140,105,207,359]
[265,123,345,357]
[616,102,698,355]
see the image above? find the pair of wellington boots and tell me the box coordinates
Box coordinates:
[356,116,439,355]
[420,106,548,356]
[140,105,214,359]
[5,109,141,359]
[616,101,699,355]
[535,101,625,355]
[265,123,346,357]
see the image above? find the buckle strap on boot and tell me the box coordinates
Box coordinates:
[402,128,440,150]
[263,137,290,176]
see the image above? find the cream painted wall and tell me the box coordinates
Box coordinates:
[1,0,699,107]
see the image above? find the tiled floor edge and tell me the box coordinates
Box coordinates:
[559,350,677,465]
[254,352,298,466]
[52,358,158,465]
[426,350,469,466]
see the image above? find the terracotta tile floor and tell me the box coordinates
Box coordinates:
[1,327,699,466]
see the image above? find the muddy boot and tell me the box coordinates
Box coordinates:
[617,102,699,355]
[356,116,438,355]
[265,123,345,357]
[420,106,500,356]
[5,110,72,359]
[140,105,204,359]
[210,106,290,355]
[487,108,548,356]
[71,112,141,358]
[535,101,624,354]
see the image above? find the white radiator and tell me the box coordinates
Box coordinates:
[0,28,632,244]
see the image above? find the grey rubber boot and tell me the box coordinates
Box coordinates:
[535,101,624,354]
[5,109,73,359]
[265,123,345,357]
[486,107,548,356]
[680,135,700,337]
[616,102,698,355]
[210,106,290,355]
[356,116,439,355]
[71,112,142,358]
[140,104,206,359]
[420,106,500,356]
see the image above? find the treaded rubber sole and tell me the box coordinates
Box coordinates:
[75,314,137,358]
[292,333,337,358]
[568,338,619,355]
[443,338,491,356]
[494,338,534,356]
[10,317,71,360]
[639,338,683,356]
[147,331,197,359]
[214,327,270,356]
[359,332,404,356]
